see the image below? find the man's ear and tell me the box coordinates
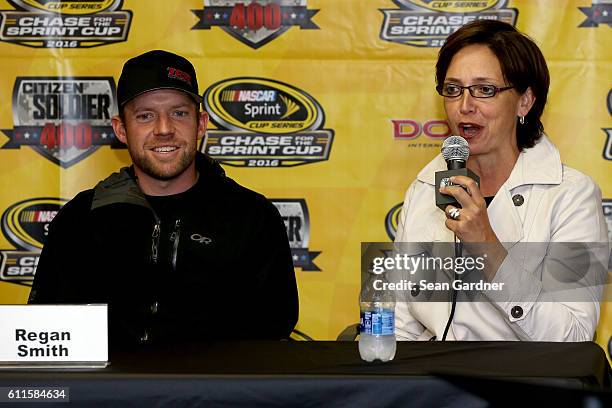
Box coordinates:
[111,115,128,145]
[197,111,209,141]
[518,87,536,117]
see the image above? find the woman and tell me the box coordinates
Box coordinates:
[394,20,608,341]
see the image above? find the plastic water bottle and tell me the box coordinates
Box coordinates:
[359,270,396,362]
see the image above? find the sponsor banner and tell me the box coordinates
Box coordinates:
[380,0,517,47]
[579,0,612,28]
[201,77,334,167]
[0,0,132,48]
[272,199,321,271]
[191,0,319,49]
[385,202,403,241]
[0,198,66,286]
[1,77,123,168]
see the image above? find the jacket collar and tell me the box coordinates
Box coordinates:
[416,135,562,189]
[91,152,225,210]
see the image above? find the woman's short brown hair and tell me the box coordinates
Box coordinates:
[436,20,550,150]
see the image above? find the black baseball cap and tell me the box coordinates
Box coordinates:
[117,50,202,107]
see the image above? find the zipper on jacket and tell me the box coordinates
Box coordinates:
[169,218,181,271]
[151,222,160,264]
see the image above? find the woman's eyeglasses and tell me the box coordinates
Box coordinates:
[437,83,514,98]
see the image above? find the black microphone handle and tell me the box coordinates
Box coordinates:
[446,159,466,170]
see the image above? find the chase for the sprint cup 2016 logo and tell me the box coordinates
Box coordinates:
[603,89,612,160]
[201,77,334,167]
[380,0,517,48]
[0,198,66,286]
[579,0,612,28]
[191,0,319,49]
[385,202,403,241]
[0,0,132,48]
[272,199,320,271]
[1,77,124,168]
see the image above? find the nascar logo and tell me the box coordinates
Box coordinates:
[380,0,517,47]
[201,77,334,167]
[0,0,132,48]
[0,198,66,285]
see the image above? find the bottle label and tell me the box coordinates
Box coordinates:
[360,309,394,335]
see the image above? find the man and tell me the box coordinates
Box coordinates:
[29,50,299,348]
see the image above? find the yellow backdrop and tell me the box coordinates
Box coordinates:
[0,0,610,356]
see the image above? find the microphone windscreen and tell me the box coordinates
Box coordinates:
[441,135,469,162]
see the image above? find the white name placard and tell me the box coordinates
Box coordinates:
[0,305,108,368]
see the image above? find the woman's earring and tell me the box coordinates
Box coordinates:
[519,116,525,125]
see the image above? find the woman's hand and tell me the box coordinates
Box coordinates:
[440,175,497,243]
[440,175,506,280]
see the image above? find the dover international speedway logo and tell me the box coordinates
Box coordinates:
[1,77,124,168]
[380,0,517,47]
[0,198,66,286]
[201,77,334,167]
[191,0,319,49]
[0,0,132,48]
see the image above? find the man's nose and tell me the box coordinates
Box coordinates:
[154,114,173,135]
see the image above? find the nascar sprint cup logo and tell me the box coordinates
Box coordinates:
[385,202,403,241]
[0,0,132,48]
[1,77,122,168]
[202,77,334,167]
[0,198,66,286]
[192,0,319,49]
[380,0,517,47]
[272,199,320,271]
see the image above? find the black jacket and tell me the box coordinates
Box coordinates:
[29,153,298,348]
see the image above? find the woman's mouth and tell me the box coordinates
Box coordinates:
[459,123,483,139]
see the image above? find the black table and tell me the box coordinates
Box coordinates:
[0,341,610,407]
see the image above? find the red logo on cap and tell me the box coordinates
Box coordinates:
[167,67,192,85]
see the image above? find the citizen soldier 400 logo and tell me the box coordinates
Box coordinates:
[272,199,320,271]
[201,77,334,167]
[380,0,517,47]
[0,198,66,286]
[603,89,612,160]
[579,0,612,27]
[0,0,132,48]
[192,0,319,49]
[1,77,124,168]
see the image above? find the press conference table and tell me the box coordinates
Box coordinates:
[0,341,610,407]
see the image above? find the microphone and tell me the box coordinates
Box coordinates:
[435,135,480,211]
[442,135,469,170]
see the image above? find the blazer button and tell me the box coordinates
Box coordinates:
[510,306,523,319]
[140,330,149,343]
[150,301,159,314]
[411,286,420,297]
[512,194,524,206]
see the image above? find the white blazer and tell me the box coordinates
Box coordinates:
[394,135,609,341]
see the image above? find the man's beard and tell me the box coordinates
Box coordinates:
[129,144,197,181]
